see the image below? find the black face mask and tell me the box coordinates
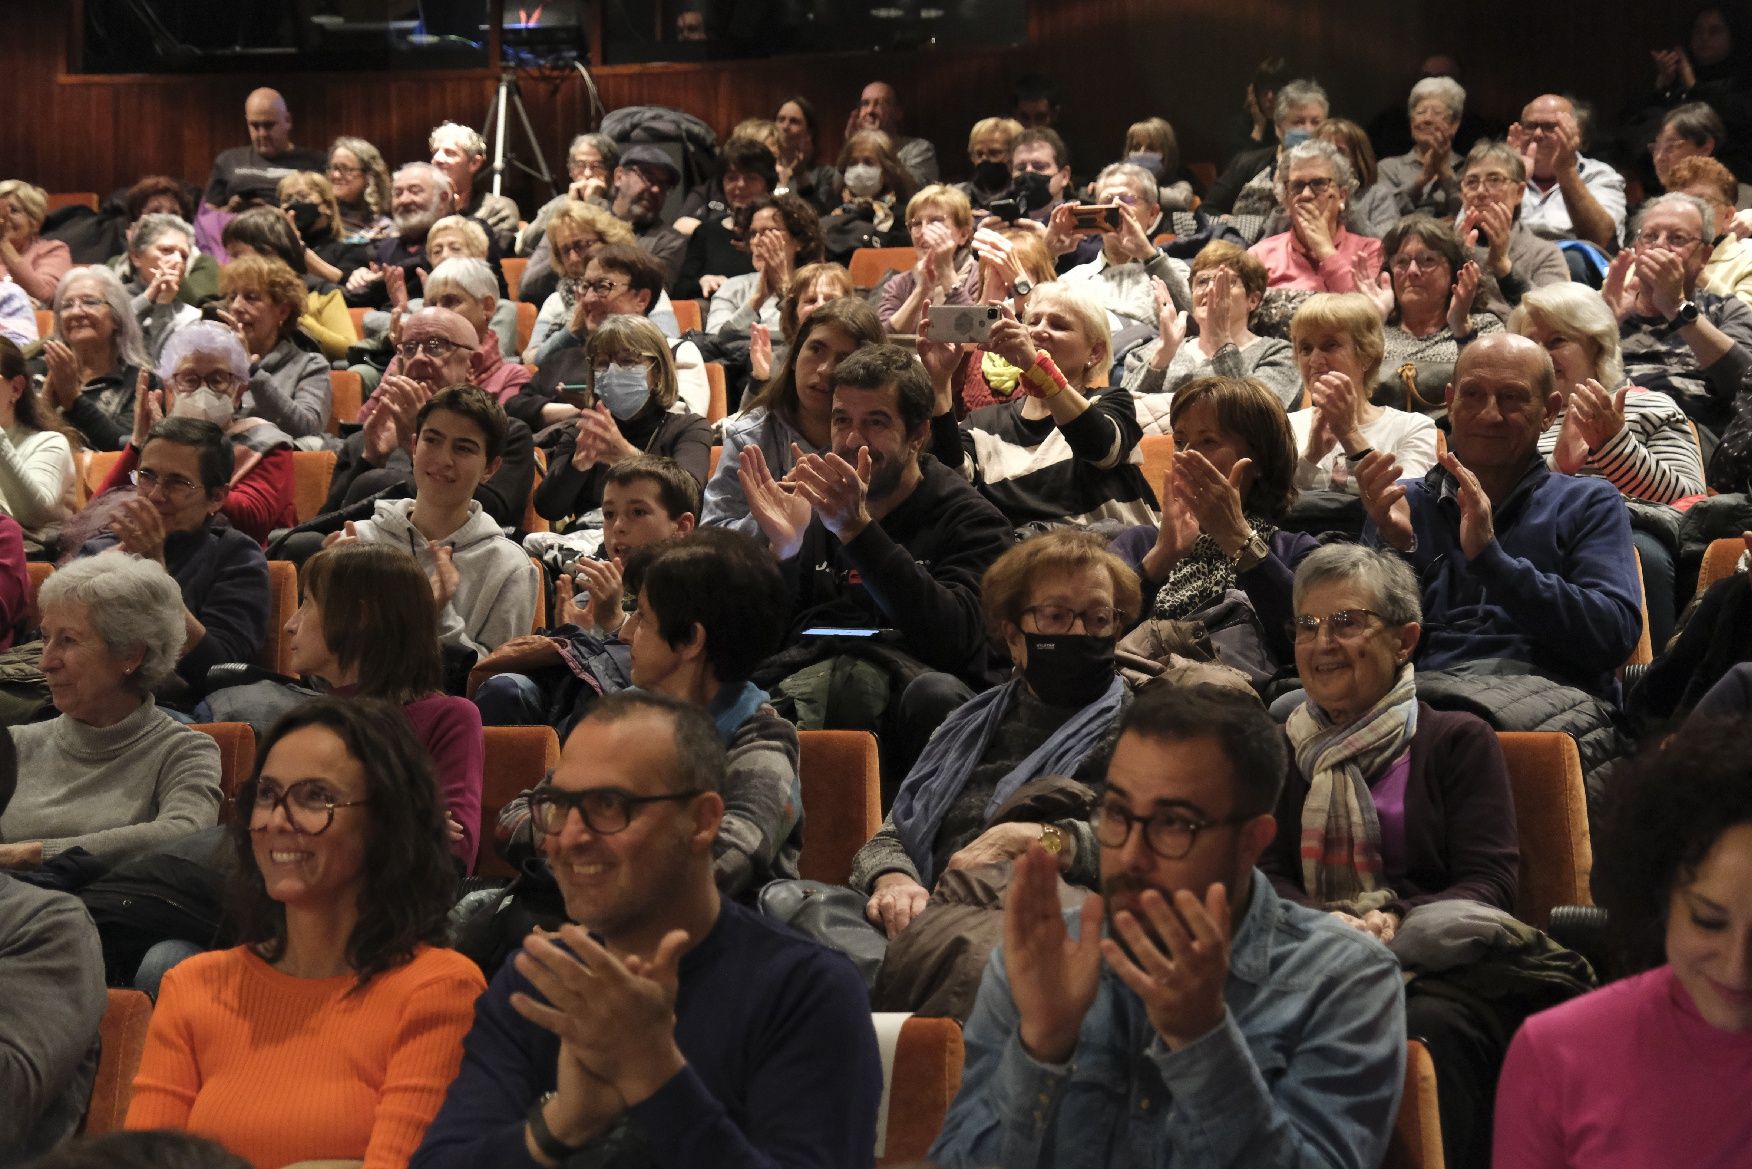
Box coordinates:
[1013,170,1055,213]
[1022,633,1117,709]
[286,201,321,237]
[973,160,1011,192]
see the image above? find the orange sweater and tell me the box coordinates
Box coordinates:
[125,944,485,1169]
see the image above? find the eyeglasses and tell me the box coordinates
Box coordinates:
[327,163,364,176]
[1092,801,1247,860]
[568,159,609,178]
[579,279,628,297]
[527,783,704,836]
[170,370,239,393]
[249,779,369,836]
[396,336,466,361]
[1285,177,1336,197]
[1459,173,1514,193]
[1648,137,1691,158]
[61,295,108,312]
[1636,230,1701,250]
[906,217,951,232]
[1288,608,1383,644]
[1022,604,1122,639]
[1104,192,1141,206]
[1389,252,1448,274]
[554,237,601,260]
[130,468,204,500]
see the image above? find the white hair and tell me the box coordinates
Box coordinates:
[429,121,487,160]
[1634,192,1716,246]
[131,213,195,257]
[156,320,250,385]
[1094,162,1160,211]
[53,267,151,371]
[424,256,497,301]
[1274,79,1330,127]
[40,550,188,694]
[394,161,454,199]
[1276,140,1358,199]
[1408,77,1466,123]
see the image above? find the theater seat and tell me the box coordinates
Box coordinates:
[872,1013,964,1166]
[1697,536,1745,598]
[796,730,881,886]
[35,309,53,339]
[82,450,123,500]
[850,247,918,290]
[191,721,259,808]
[291,450,336,524]
[327,369,364,435]
[479,725,562,879]
[1623,546,1652,670]
[84,989,152,1135]
[1497,730,1592,929]
[672,299,703,334]
[348,306,371,339]
[1382,1039,1443,1169]
[704,362,727,423]
[24,561,53,631]
[1138,434,1174,496]
[502,257,528,299]
[260,560,297,675]
[523,448,549,536]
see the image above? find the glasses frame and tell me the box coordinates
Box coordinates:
[130,468,205,501]
[579,278,630,297]
[1459,173,1514,194]
[1021,604,1122,639]
[528,783,705,837]
[1091,802,1248,860]
[395,336,466,362]
[1285,177,1336,198]
[169,370,240,394]
[248,779,369,837]
[1288,608,1384,645]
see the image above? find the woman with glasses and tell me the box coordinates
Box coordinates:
[534,315,713,528]
[856,530,1139,940]
[876,184,980,335]
[124,697,485,1166]
[707,193,827,337]
[0,550,222,871]
[35,265,157,452]
[1455,142,1570,318]
[523,201,634,362]
[1248,140,1383,294]
[326,136,394,240]
[213,254,332,440]
[1355,215,1503,405]
[221,207,359,368]
[1286,292,1439,494]
[0,337,76,553]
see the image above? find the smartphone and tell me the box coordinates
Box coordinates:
[801,626,883,638]
[1070,204,1122,233]
[556,382,592,408]
[922,304,1002,344]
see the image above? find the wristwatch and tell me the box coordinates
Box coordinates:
[1011,277,1034,298]
[1037,823,1066,855]
[1671,299,1700,327]
[528,1092,589,1160]
[1233,529,1271,573]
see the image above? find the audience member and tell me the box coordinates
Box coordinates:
[285,543,486,870]
[533,315,713,527]
[0,337,76,552]
[1666,156,1752,308]
[214,252,332,440]
[1249,140,1384,293]
[1311,118,1402,239]
[37,265,157,451]
[857,530,1136,940]
[1454,141,1571,318]
[673,138,777,300]
[1205,77,1330,220]
[0,550,222,868]
[749,259,857,382]
[822,130,917,262]
[1006,127,1073,225]
[1357,333,1640,697]
[1122,241,1299,407]
[1509,94,1626,250]
[1377,77,1467,222]
[326,135,395,240]
[430,121,520,253]
[401,256,529,406]
[880,184,980,333]
[774,97,840,214]
[404,213,519,353]
[0,273,36,349]
[221,206,357,366]
[109,178,220,308]
[708,193,826,335]
[921,285,1156,529]
[1493,723,1752,1168]
[276,169,374,298]
[410,692,882,1169]
[523,201,635,359]
[0,180,71,306]
[1646,102,1747,202]
[77,417,272,692]
[931,683,1406,1169]
[125,212,201,360]
[0,722,107,1163]
[1357,215,1504,400]
[850,80,940,186]
[124,697,484,1166]
[1054,162,1193,332]
[1011,73,1061,131]
[957,116,1023,212]
[515,136,624,306]
[342,161,459,309]
[607,144,688,288]
[202,89,326,211]
[1121,116,1194,213]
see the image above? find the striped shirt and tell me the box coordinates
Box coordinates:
[1535,387,1705,505]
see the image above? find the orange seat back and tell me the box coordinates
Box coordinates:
[479,726,562,878]
[796,730,881,885]
[85,989,152,1134]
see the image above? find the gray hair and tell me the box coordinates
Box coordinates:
[424,256,497,301]
[1094,162,1161,211]
[429,120,487,160]
[1461,139,1526,185]
[130,213,195,258]
[1408,76,1466,123]
[40,550,188,694]
[1276,140,1358,200]
[393,162,454,199]
[1291,544,1422,627]
[1274,79,1330,127]
[1633,192,1716,246]
[568,132,621,169]
[53,266,150,371]
[1507,284,1626,391]
[156,320,250,385]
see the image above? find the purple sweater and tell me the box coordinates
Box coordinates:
[402,693,484,873]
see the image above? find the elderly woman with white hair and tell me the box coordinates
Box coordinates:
[125,213,202,362]
[35,266,157,451]
[918,283,1156,529]
[1248,140,1384,294]
[1377,77,1468,221]
[1509,281,1705,648]
[0,550,223,871]
[361,256,528,409]
[0,180,72,307]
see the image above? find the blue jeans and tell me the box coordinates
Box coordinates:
[474,672,547,727]
[135,939,204,997]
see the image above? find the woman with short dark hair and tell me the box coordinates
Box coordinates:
[673,138,782,301]
[1355,215,1503,400]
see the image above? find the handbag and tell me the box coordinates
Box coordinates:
[757,879,885,991]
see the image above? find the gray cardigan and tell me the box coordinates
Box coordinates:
[242,337,332,439]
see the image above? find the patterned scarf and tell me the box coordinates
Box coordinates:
[558,275,585,313]
[1286,663,1417,908]
[1151,517,1278,620]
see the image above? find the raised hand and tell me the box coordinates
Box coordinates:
[1142,464,1200,581]
[569,404,637,471]
[571,555,625,631]
[865,872,931,939]
[1446,260,1482,338]
[383,264,410,312]
[972,228,1021,305]
[553,572,591,629]
[1352,254,1394,320]
[1292,199,1335,262]
[428,544,460,609]
[737,444,811,560]
[214,308,259,364]
[1552,397,1591,474]
[1110,202,1158,264]
[1043,201,1081,258]
[110,496,170,563]
[1505,123,1538,180]
[1310,371,1364,448]
[1440,449,1496,560]
[916,304,967,414]
[321,520,362,549]
[1356,450,1413,550]
[344,261,383,296]
[1635,249,1688,320]
[1567,378,1629,452]
[1174,448,1254,553]
[985,303,1037,370]
[42,339,83,409]
[1203,266,1239,347]
[749,322,774,381]
[1005,845,1103,1064]
[1600,251,1641,322]
[1100,882,1232,1051]
[1150,300,1188,371]
[792,447,873,542]
[145,255,183,306]
[130,371,163,449]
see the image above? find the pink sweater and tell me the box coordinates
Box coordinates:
[1248,227,1381,293]
[1493,965,1752,1168]
[402,693,484,873]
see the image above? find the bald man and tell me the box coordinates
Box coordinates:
[847,80,939,186]
[203,88,328,211]
[1506,93,1626,250]
[1356,333,1641,697]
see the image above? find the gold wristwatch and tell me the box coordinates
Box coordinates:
[1038,823,1066,855]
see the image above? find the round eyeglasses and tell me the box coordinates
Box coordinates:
[248,779,369,836]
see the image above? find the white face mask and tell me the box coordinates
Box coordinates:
[843,163,884,199]
[172,387,235,427]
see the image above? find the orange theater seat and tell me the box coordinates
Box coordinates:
[873,1013,965,1166]
[191,721,259,809]
[84,989,152,1134]
[478,726,562,878]
[796,730,881,886]
[1382,1039,1444,1169]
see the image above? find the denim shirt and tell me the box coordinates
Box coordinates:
[930,871,1406,1169]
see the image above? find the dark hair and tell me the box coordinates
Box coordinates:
[0,724,15,820]
[1314,117,1379,191]
[628,528,785,686]
[1117,684,1284,817]
[1381,214,1480,318]
[721,137,779,193]
[26,1132,252,1169]
[144,416,234,492]
[1014,126,1071,171]
[228,697,456,989]
[831,343,933,433]
[778,262,854,341]
[1595,722,1752,973]
[577,691,728,795]
[0,336,57,435]
[1168,376,1298,520]
[221,206,308,275]
[777,94,820,163]
[590,242,665,317]
[604,454,701,520]
[125,175,197,223]
[1662,101,1728,150]
[740,193,826,266]
[750,296,883,424]
[1012,73,1059,107]
[415,384,508,464]
[298,544,443,702]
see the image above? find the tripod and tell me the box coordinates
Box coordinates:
[483,66,556,202]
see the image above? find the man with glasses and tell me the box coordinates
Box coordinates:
[932,683,1406,1169]
[1453,141,1568,318]
[413,691,881,1169]
[609,144,688,289]
[1057,163,1193,332]
[1506,94,1625,250]
[202,88,325,213]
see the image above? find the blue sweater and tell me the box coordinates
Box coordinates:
[409,897,882,1169]
[1365,459,1640,698]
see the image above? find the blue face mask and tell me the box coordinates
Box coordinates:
[1281,128,1313,150]
[594,363,651,420]
[1126,151,1164,178]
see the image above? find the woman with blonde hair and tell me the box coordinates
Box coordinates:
[524,201,634,360]
[881,184,980,334]
[327,136,394,239]
[0,180,71,306]
[215,254,332,440]
[958,116,1023,210]
[276,170,372,288]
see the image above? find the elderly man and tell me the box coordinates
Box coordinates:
[1378,76,1467,220]
[605,145,688,288]
[1205,78,1329,219]
[849,80,939,186]
[931,683,1406,1169]
[430,120,522,253]
[1053,163,1193,332]
[1666,157,1752,308]
[1454,141,1570,318]
[411,691,881,1169]
[1607,192,1752,445]
[342,161,455,308]
[1509,94,1626,250]
[202,88,326,211]
[1357,333,1642,699]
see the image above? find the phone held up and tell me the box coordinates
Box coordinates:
[921,305,1002,344]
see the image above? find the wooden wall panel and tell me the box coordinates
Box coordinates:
[1,3,1686,211]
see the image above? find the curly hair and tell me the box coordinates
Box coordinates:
[777,262,853,341]
[980,529,1141,645]
[228,696,456,991]
[739,192,826,266]
[218,253,306,344]
[329,136,394,219]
